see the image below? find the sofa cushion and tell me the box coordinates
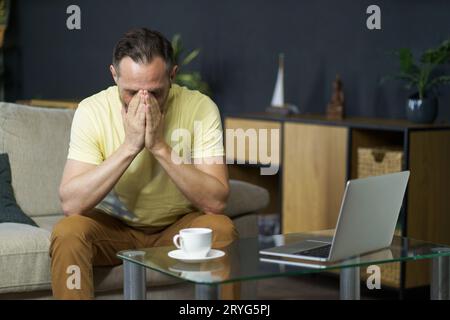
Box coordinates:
[225,180,270,218]
[33,215,64,232]
[0,223,52,293]
[0,103,75,217]
[0,154,38,226]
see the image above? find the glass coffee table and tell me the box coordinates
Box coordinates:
[117,230,450,300]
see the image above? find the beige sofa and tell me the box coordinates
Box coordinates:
[0,102,269,299]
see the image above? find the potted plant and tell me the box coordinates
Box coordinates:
[171,34,211,97]
[383,40,450,123]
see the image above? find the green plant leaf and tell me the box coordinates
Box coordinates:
[171,34,212,96]
[175,72,211,96]
[176,73,200,82]
[421,40,450,65]
[383,40,450,99]
[181,49,200,66]
[380,73,418,86]
[426,75,450,91]
[171,34,183,65]
[396,48,420,75]
[172,34,181,50]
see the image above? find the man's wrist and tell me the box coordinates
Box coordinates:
[149,141,170,158]
[122,142,141,158]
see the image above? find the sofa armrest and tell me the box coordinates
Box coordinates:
[224,180,270,219]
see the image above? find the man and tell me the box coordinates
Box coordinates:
[50,28,237,299]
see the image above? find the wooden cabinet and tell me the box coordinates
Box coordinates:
[405,130,450,288]
[225,118,281,166]
[283,123,348,233]
[225,113,450,291]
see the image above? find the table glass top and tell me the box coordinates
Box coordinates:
[117,230,450,285]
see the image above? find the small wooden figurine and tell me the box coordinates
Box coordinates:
[326,74,345,120]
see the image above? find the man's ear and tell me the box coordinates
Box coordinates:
[169,65,178,82]
[110,65,119,84]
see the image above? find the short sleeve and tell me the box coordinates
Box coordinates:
[67,103,104,165]
[191,97,225,159]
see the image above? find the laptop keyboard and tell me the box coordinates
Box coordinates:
[293,244,332,258]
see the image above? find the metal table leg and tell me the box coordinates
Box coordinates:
[431,248,450,300]
[340,267,360,300]
[195,284,219,300]
[123,251,147,300]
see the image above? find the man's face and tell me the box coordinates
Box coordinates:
[110,56,176,112]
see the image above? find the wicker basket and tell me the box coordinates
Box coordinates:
[357,147,403,178]
[357,147,404,288]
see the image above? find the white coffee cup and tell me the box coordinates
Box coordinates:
[173,228,212,258]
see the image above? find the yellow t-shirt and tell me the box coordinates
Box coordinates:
[67,84,225,228]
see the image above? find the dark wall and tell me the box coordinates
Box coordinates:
[4,0,450,121]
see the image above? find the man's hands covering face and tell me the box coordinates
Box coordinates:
[142,90,166,153]
[122,90,165,155]
[121,90,146,155]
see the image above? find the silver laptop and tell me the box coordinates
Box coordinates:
[260,171,410,263]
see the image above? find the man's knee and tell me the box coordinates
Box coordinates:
[191,214,239,244]
[50,215,95,255]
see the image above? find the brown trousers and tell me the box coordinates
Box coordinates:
[49,210,238,299]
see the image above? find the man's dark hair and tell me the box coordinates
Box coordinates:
[112,28,174,74]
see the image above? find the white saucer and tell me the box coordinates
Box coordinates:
[168,249,225,263]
